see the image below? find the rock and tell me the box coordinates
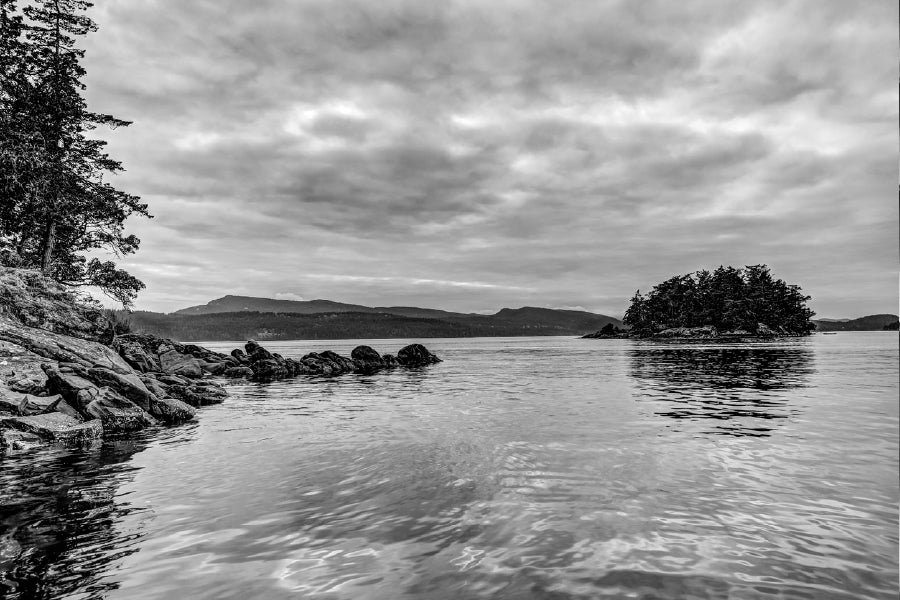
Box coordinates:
[20,394,63,415]
[0,412,103,443]
[74,387,100,413]
[381,354,398,368]
[43,365,98,410]
[164,382,226,407]
[87,366,153,411]
[148,396,197,425]
[158,349,204,379]
[0,391,26,415]
[0,316,134,374]
[223,366,253,378]
[112,336,160,372]
[351,345,381,362]
[351,345,384,374]
[52,398,83,421]
[157,374,191,386]
[0,340,50,394]
[230,348,247,363]
[138,374,169,399]
[397,344,442,367]
[298,351,355,377]
[84,388,157,434]
[251,358,287,381]
[201,360,227,375]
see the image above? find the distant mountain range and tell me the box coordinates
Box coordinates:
[126,295,897,341]
[129,295,623,341]
[812,314,898,332]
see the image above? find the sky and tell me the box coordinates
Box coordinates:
[80,0,898,317]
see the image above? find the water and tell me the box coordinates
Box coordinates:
[1,333,897,599]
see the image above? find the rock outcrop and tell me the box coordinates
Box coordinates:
[0,266,443,452]
[225,340,440,381]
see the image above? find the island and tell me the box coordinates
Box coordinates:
[584,265,816,339]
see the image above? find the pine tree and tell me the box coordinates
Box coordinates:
[1,0,149,306]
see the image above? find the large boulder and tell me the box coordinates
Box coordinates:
[397,344,442,367]
[351,345,385,374]
[84,388,157,434]
[0,412,103,444]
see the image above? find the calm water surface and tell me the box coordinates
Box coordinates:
[1,333,897,599]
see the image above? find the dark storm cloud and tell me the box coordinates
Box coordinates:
[82,0,898,316]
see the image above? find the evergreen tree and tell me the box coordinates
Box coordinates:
[0,0,149,306]
[624,265,815,336]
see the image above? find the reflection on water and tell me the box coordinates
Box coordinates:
[0,434,161,598]
[629,342,815,436]
[0,335,897,600]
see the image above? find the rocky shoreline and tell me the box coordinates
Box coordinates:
[0,268,441,452]
[1,321,441,451]
[582,324,803,340]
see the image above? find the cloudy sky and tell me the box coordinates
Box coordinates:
[81,0,898,317]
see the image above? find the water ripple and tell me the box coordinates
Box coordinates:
[1,334,897,599]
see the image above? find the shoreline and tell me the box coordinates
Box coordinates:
[1,315,441,452]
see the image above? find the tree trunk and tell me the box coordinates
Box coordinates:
[40,217,56,274]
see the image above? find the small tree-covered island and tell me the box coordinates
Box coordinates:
[584,265,815,339]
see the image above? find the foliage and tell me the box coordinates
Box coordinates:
[623,265,815,336]
[0,264,108,339]
[0,0,148,307]
[100,307,131,333]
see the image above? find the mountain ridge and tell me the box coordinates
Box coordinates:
[129,295,623,341]
[812,314,898,332]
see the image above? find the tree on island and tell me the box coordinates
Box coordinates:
[623,265,815,336]
[0,0,148,306]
